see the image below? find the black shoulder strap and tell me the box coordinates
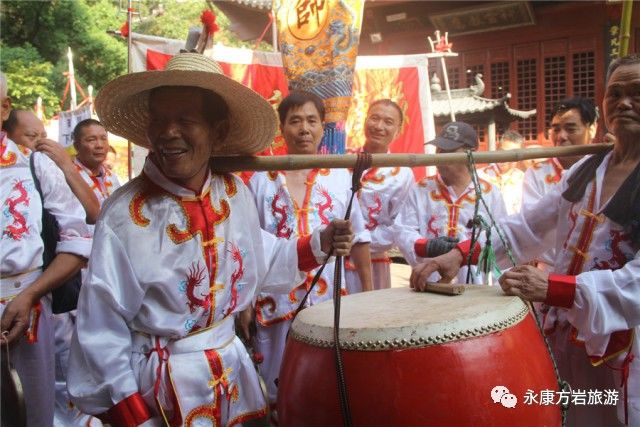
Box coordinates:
[29,153,45,203]
[562,146,640,243]
[561,146,613,203]
[602,159,640,232]
[30,153,59,266]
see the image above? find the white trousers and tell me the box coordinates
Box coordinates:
[254,320,292,407]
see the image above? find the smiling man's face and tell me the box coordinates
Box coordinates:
[147,87,217,192]
[364,102,401,153]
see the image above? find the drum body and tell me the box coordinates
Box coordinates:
[278,286,561,426]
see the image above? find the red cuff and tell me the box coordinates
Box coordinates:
[455,239,481,265]
[414,239,428,258]
[99,392,151,427]
[297,235,319,271]
[545,274,577,308]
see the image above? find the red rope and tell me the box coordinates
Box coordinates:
[605,351,634,425]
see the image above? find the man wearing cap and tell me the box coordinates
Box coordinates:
[410,55,640,425]
[67,53,354,426]
[479,130,526,215]
[346,99,414,291]
[395,122,507,284]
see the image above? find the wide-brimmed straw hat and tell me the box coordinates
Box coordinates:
[95,53,276,156]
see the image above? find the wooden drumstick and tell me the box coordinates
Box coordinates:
[422,282,466,296]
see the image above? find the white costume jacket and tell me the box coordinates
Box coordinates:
[522,157,564,207]
[74,158,121,205]
[480,163,525,215]
[487,153,639,425]
[395,174,507,284]
[1,136,92,427]
[1,136,92,309]
[249,168,369,326]
[68,158,327,426]
[521,157,566,268]
[350,166,414,288]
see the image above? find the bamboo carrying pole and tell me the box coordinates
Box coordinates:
[210,143,612,173]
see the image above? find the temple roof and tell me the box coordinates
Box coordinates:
[430,74,536,124]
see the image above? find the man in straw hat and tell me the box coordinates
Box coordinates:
[67,53,355,426]
[410,54,640,425]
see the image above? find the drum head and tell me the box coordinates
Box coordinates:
[290,286,529,350]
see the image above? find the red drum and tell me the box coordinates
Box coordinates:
[278,286,561,426]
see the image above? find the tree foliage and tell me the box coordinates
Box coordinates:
[1,0,127,116]
[0,0,270,117]
[0,43,59,114]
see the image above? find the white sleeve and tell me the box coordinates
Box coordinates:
[492,186,561,268]
[370,172,414,252]
[350,195,371,244]
[522,167,544,208]
[567,251,640,356]
[236,183,305,294]
[35,152,92,257]
[487,184,508,221]
[67,222,143,414]
[393,187,424,266]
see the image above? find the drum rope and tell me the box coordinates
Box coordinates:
[292,153,372,427]
[464,150,571,425]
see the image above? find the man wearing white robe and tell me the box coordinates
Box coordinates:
[411,55,640,426]
[396,122,507,285]
[248,91,371,416]
[346,99,414,291]
[0,72,92,427]
[66,54,354,426]
[523,97,598,208]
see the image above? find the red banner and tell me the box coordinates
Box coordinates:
[132,34,434,179]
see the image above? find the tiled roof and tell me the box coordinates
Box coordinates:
[431,88,535,119]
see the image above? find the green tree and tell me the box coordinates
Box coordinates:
[0,0,270,116]
[134,1,271,50]
[0,43,59,116]
[1,0,127,113]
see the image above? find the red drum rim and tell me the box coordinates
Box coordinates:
[290,286,529,351]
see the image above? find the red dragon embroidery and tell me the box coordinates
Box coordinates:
[365,194,382,230]
[315,187,333,225]
[427,215,440,237]
[185,262,210,313]
[224,244,244,316]
[3,180,30,240]
[271,188,293,238]
[593,229,632,270]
